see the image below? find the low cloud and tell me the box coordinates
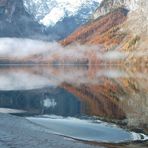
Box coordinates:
[0,38,126,62]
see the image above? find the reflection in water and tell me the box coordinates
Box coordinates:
[0,108,25,114]
[0,65,147,143]
[0,88,83,117]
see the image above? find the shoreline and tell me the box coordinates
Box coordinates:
[0,114,147,148]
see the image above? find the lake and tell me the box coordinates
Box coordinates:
[0,65,147,147]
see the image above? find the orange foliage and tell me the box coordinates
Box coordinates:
[60,8,127,49]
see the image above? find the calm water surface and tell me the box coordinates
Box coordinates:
[0,65,147,144]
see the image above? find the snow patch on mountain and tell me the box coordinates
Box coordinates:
[23,0,102,27]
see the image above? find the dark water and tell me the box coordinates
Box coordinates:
[0,65,147,144]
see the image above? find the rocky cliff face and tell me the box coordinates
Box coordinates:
[92,0,139,19]
[125,0,148,36]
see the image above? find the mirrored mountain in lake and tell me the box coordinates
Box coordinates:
[0,87,83,117]
[0,66,147,139]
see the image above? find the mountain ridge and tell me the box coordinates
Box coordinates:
[61,0,148,64]
[0,0,102,40]
[0,0,44,38]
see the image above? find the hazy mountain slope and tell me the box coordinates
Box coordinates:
[61,0,148,64]
[0,0,102,40]
[23,0,102,40]
[120,0,148,64]
[0,0,44,38]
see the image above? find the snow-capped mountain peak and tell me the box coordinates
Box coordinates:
[23,0,102,26]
